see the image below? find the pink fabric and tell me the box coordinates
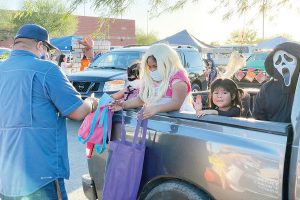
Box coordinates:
[86,142,94,158]
[78,106,111,145]
[165,70,191,97]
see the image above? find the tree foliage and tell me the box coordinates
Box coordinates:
[211,0,297,22]
[13,0,78,37]
[91,17,112,40]
[135,29,159,45]
[0,11,15,41]
[226,29,258,44]
[70,0,295,19]
[71,0,200,17]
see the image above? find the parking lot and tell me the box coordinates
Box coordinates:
[65,119,88,200]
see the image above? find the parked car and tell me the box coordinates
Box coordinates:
[81,73,300,200]
[67,45,207,98]
[233,51,271,88]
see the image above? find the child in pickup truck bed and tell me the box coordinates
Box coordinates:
[110,43,195,118]
[194,78,243,117]
[110,62,141,101]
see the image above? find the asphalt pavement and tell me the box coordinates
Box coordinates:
[65,119,89,200]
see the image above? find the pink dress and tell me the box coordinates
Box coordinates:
[153,70,195,113]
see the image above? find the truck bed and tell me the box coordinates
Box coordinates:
[86,110,292,200]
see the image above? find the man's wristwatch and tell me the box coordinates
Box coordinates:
[90,99,95,112]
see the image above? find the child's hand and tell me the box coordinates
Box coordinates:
[109,100,124,112]
[193,95,202,112]
[196,109,218,117]
[142,105,158,119]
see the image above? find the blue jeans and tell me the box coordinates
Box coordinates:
[0,178,68,200]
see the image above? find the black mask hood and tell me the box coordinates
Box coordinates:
[265,42,300,91]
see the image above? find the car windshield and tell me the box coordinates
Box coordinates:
[89,51,141,70]
[246,52,269,62]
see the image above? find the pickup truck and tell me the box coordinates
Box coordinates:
[81,76,300,200]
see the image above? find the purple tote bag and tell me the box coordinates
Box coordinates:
[102,109,148,200]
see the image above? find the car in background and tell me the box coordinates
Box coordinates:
[68,45,207,98]
[233,50,271,88]
[0,47,11,62]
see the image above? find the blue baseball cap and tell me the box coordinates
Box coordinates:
[15,24,58,50]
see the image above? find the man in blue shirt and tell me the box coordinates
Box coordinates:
[0,24,98,199]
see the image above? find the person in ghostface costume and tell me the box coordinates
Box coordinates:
[253,42,300,122]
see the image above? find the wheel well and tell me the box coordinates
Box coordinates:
[138,177,215,200]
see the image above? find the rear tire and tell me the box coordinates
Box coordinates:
[143,180,211,200]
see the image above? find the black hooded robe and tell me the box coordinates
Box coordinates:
[253,78,294,122]
[253,42,300,123]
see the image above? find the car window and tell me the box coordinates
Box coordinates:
[176,51,185,67]
[255,53,268,60]
[247,55,255,62]
[184,51,203,68]
[90,51,141,69]
[232,46,250,53]
[247,53,268,61]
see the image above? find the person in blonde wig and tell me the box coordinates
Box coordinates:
[111,43,195,118]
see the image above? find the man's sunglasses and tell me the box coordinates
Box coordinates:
[34,40,51,52]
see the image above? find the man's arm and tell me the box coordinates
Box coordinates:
[68,97,98,120]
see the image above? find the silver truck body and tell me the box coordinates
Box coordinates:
[83,77,300,200]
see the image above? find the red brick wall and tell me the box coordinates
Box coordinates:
[75,16,136,47]
[0,15,136,48]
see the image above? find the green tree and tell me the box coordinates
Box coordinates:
[92,17,112,40]
[211,0,299,39]
[135,29,159,45]
[0,11,15,41]
[13,0,78,38]
[211,0,297,20]
[71,0,295,17]
[226,29,258,44]
[71,0,201,16]
[210,41,220,46]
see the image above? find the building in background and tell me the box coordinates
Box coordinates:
[0,15,136,48]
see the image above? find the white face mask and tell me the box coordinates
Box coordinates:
[150,70,162,82]
[128,79,139,88]
[273,50,297,86]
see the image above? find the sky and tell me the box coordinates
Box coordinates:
[2,0,300,44]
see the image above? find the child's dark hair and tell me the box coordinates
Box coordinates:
[208,78,244,109]
[127,62,140,81]
[58,54,66,67]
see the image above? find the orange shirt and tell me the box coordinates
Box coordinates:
[80,58,89,71]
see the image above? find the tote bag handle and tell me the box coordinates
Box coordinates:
[78,93,113,145]
[120,108,148,147]
[95,107,113,154]
[78,104,105,144]
[132,108,148,147]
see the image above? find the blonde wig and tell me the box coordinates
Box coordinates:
[139,43,187,104]
[221,51,246,79]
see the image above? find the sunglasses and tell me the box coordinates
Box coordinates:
[34,40,50,52]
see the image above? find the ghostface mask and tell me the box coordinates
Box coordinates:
[273,50,297,86]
